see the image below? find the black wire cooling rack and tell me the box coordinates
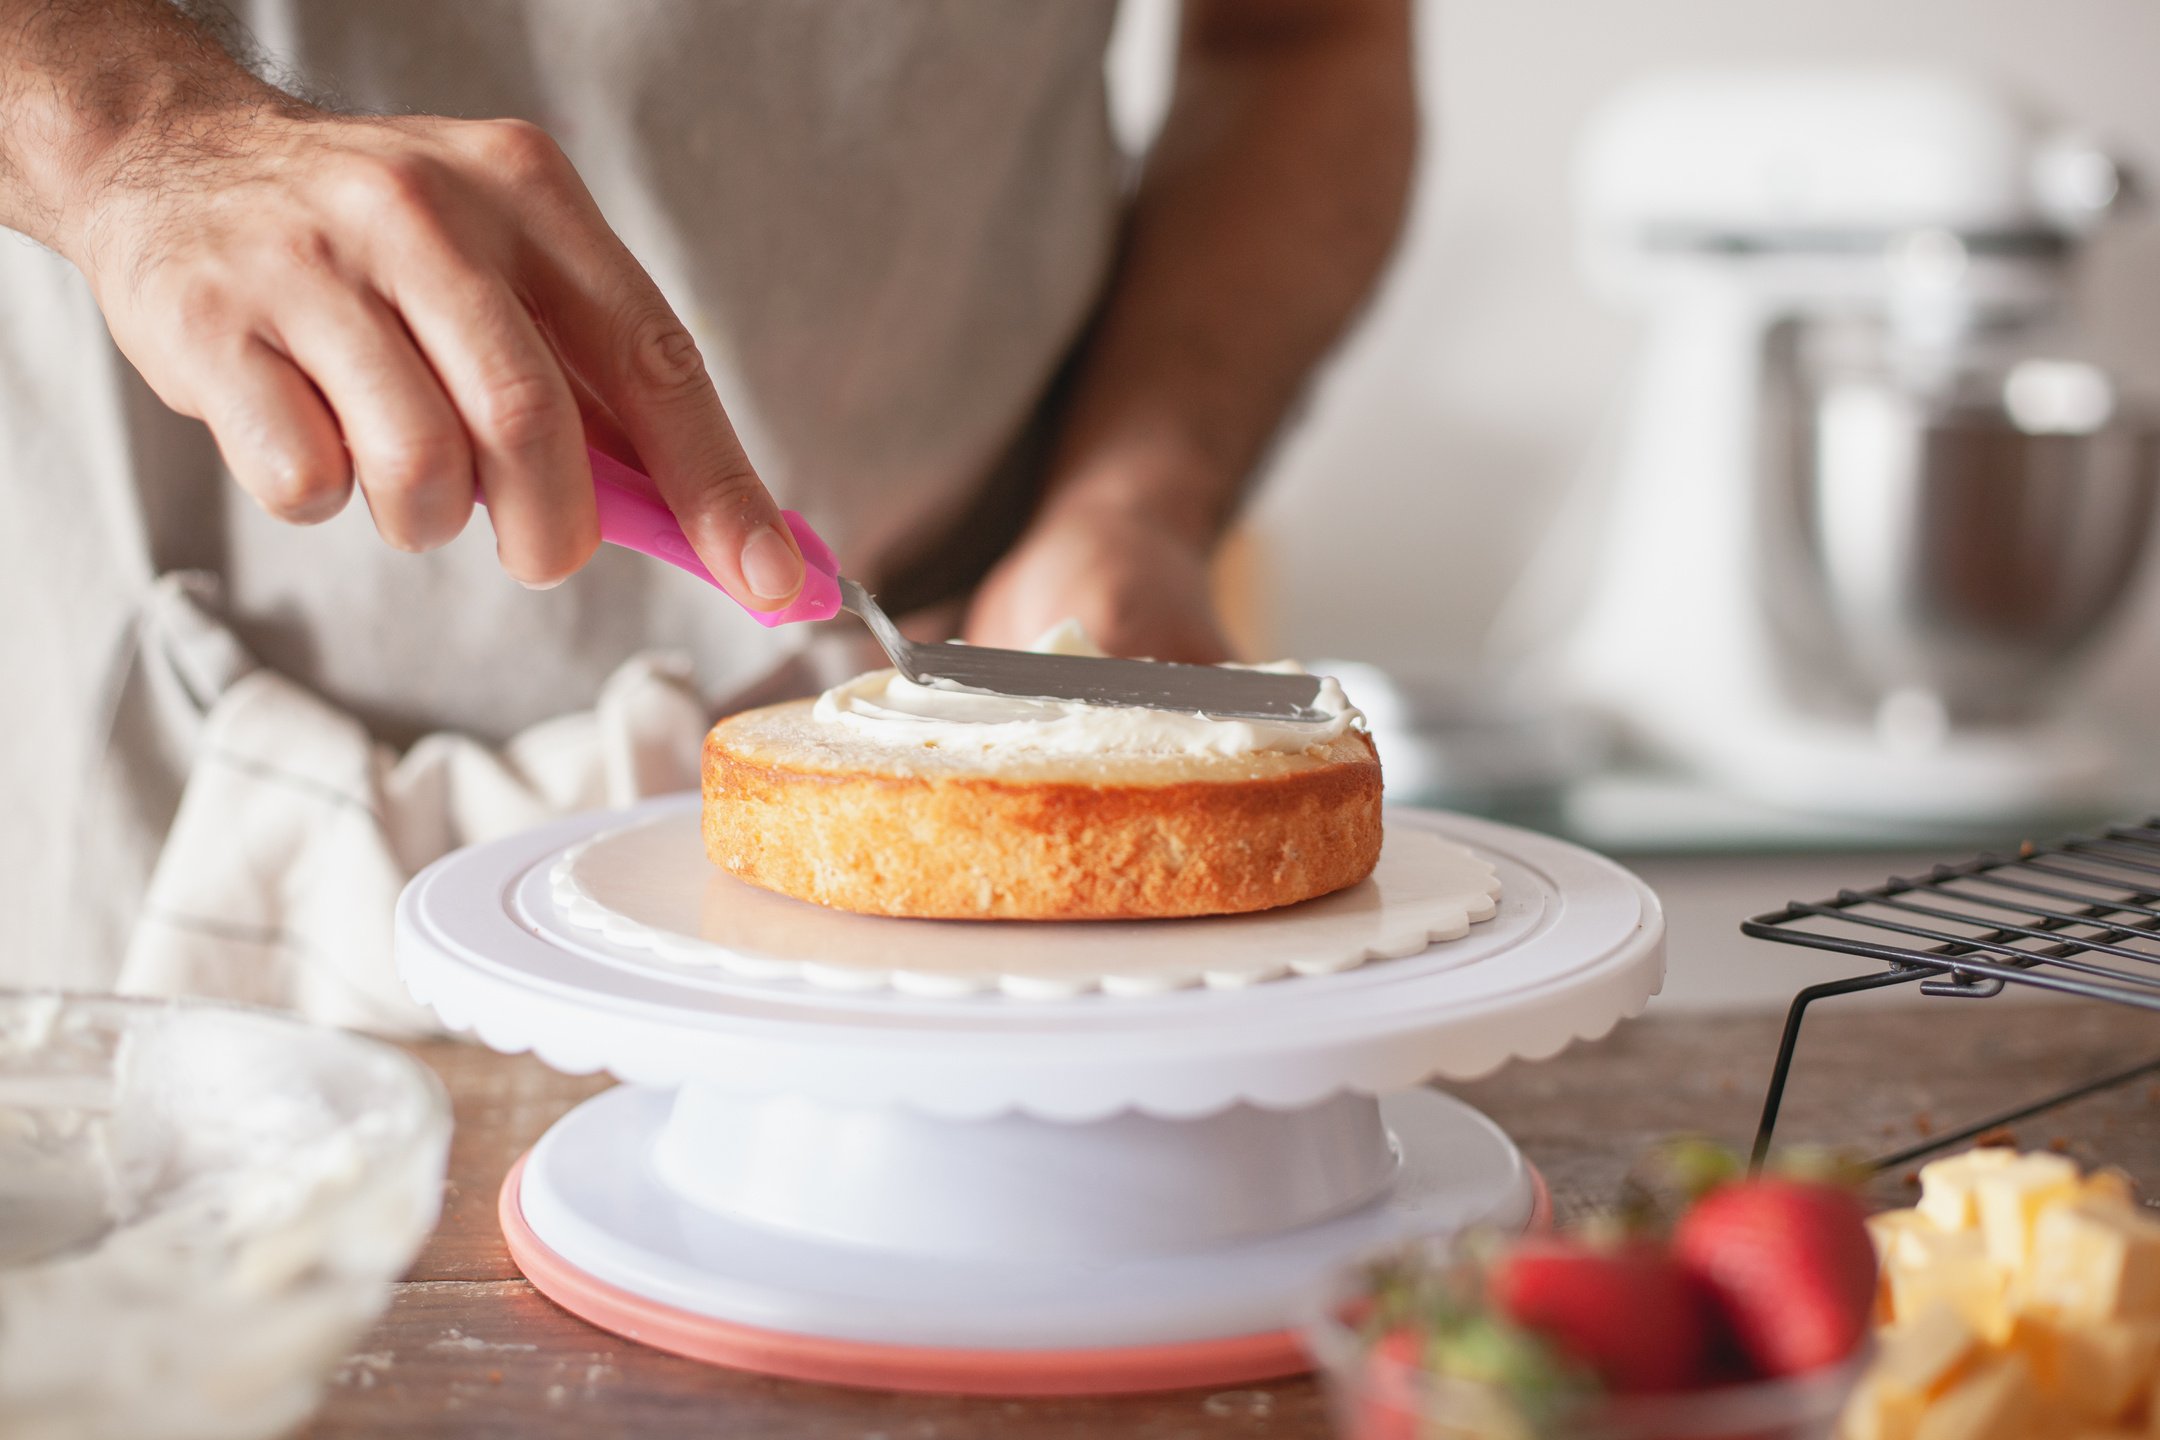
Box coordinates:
[1742,817,2160,1170]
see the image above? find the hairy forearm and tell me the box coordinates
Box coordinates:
[1039,0,1416,549]
[0,0,290,252]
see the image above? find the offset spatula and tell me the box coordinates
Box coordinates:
[570,449,1333,723]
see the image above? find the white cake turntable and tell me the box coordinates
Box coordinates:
[395,798,1662,1395]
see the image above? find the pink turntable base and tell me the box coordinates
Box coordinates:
[501,1154,1554,1395]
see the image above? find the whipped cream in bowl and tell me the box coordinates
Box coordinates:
[0,994,450,1440]
[810,621,1365,758]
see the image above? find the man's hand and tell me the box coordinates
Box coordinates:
[0,3,802,604]
[965,501,1230,663]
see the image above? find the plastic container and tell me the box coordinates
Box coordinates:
[1303,1258,1867,1440]
[0,992,451,1440]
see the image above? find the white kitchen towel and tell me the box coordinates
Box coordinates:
[116,648,710,1037]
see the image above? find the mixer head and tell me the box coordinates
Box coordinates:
[1574,67,2128,298]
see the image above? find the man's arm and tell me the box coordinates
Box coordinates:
[0,0,804,604]
[966,0,1416,661]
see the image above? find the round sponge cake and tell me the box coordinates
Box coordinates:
[701,699,1383,920]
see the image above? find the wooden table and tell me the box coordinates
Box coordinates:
[302,1002,2160,1439]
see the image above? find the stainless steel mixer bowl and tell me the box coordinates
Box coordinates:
[1769,339,2160,723]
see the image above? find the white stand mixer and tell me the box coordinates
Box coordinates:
[1557,70,2155,824]
[395,797,1661,1394]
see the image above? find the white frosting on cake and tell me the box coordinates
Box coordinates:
[810,621,1363,758]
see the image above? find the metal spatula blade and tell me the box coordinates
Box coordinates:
[840,580,1332,723]
[565,460,1331,722]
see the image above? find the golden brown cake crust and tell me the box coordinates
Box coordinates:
[700,699,1383,920]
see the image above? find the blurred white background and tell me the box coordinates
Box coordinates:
[1112,0,2160,727]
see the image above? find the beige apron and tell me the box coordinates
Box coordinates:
[0,1,1123,1028]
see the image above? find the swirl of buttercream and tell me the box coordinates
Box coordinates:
[809,620,1362,758]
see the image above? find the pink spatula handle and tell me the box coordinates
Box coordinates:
[482,448,841,626]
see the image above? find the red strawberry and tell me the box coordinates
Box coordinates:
[1672,1178,1876,1378]
[1488,1238,1714,1394]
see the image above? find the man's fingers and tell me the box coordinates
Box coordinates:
[277,286,475,552]
[561,363,637,467]
[387,253,596,588]
[566,282,801,607]
[518,199,802,608]
[195,340,354,525]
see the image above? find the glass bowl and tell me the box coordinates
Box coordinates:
[1303,1268,1867,1440]
[0,991,452,1440]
